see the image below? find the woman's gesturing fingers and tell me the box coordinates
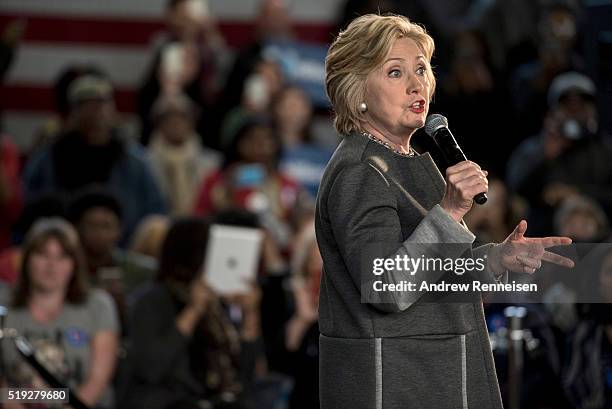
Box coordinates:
[497,220,576,273]
[541,250,575,268]
[532,236,573,248]
[510,220,528,241]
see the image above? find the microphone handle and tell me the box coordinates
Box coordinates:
[474,191,488,205]
[432,127,488,205]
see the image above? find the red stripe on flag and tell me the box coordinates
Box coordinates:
[0,13,334,47]
[1,84,137,113]
[0,14,163,46]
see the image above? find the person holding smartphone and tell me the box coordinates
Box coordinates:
[193,118,312,251]
[138,0,229,145]
[119,217,262,409]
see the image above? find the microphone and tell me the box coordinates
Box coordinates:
[425,114,488,205]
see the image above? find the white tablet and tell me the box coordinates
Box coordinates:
[204,224,263,294]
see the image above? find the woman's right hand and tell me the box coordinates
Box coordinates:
[440,161,488,222]
[177,279,214,336]
[188,279,213,315]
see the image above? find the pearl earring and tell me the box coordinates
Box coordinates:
[359,102,368,113]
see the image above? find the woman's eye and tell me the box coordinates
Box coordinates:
[388,69,401,78]
[416,66,426,75]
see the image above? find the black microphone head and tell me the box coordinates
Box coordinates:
[425,114,448,137]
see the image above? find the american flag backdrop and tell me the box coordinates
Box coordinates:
[0,0,341,150]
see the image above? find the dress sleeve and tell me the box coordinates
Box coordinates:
[327,162,477,313]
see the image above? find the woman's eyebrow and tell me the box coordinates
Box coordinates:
[384,55,426,64]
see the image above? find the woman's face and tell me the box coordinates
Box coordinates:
[29,238,74,294]
[237,126,278,165]
[274,87,312,134]
[363,37,432,136]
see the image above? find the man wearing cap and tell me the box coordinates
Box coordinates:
[507,71,612,235]
[23,73,166,242]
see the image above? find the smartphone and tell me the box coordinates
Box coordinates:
[161,43,185,80]
[233,164,267,188]
[243,74,270,110]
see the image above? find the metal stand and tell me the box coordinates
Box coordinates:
[0,305,8,385]
[504,306,527,409]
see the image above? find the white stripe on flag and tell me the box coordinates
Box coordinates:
[6,43,151,88]
[0,0,341,22]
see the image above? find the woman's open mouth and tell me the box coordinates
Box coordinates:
[408,99,426,114]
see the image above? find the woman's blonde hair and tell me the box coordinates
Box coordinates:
[325,14,436,135]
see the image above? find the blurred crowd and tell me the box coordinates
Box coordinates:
[0,0,611,408]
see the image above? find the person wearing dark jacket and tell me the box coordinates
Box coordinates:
[317,14,575,409]
[23,74,166,241]
[119,217,263,409]
[137,0,228,146]
[506,72,612,237]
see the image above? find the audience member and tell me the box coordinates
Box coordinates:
[273,86,333,197]
[138,0,229,145]
[23,73,166,241]
[220,59,284,147]
[507,72,612,236]
[119,217,263,409]
[0,19,25,82]
[217,0,294,147]
[0,218,119,409]
[0,192,67,286]
[511,3,585,137]
[27,65,107,156]
[194,118,311,250]
[475,0,540,73]
[554,195,610,243]
[430,29,517,177]
[0,18,25,123]
[564,246,612,409]
[66,187,157,331]
[148,93,221,215]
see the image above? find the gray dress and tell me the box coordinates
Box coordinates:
[315,132,505,409]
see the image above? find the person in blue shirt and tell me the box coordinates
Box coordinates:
[273,85,333,197]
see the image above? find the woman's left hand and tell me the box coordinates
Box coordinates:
[488,220,575,274]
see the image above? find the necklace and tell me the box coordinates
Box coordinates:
[360,131,417,157]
